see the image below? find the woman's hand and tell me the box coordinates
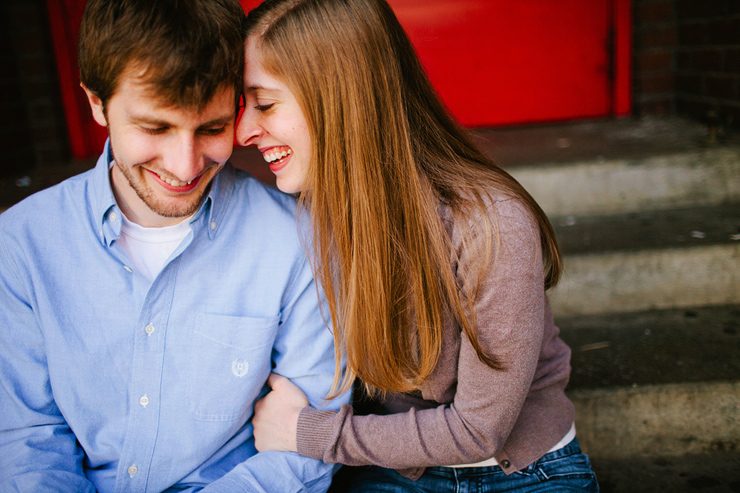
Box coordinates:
[253,373,309,453]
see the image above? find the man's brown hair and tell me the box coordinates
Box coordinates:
[79,0,245,111]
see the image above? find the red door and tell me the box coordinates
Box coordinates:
[387,0,631,127]
[49,0,630,159]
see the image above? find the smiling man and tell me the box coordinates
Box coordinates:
[84,69,236,227]
[0,1,345,492]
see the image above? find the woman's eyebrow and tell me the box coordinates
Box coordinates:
[246,85,282,94]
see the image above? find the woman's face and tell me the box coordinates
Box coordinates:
[236,37,311,194]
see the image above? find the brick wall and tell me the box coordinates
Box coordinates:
[674,0,740,126]
[633,0,676,116]
[633,0,740,127]
[0,0,69,179]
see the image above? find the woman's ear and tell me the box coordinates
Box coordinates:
[80,83,108,127]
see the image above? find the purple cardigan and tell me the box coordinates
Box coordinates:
[296,195,575,478]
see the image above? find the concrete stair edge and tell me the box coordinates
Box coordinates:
[569,380,740,460]
[550,243,740,317]
[509,147,740,217]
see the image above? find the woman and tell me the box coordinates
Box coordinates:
[237,0,599,490]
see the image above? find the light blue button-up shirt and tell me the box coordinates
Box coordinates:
[0,144,347,492]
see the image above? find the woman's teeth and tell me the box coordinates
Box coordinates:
[263,149,292,163]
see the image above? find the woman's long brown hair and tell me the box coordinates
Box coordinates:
[246,0,561,397]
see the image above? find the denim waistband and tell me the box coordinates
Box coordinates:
[448,423,576,469]
[424,437,583,478]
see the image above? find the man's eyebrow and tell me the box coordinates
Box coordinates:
[199,113,237,126]
[129,114,171,126]
[129,112,236,127]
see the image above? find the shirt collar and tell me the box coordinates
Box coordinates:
[89,140,119,247]
[189,163,236,241]
[90,139,236,246]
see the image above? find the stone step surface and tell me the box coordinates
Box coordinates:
[559,305,740,468]
[551,243,740,316]
[509,148,740,217]
[559,304,740,390]
[553,203,740,256]
[472,117,714,169]
[472,117,740,218]
[592,451,740,493]
[570,380,739,462]
[548,203,740,317]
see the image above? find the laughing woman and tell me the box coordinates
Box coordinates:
[238,0,599,491]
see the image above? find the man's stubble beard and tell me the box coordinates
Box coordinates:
[110,141,216,219]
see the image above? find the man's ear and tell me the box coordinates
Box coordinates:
[81,83,108,127]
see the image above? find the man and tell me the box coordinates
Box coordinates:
[0,0,346,491]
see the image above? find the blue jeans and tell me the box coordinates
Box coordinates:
[330,438,599,492]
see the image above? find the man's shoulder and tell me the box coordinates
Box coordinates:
[214,168,310,260]
[227,167,299,222]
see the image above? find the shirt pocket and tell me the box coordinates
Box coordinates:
[188,313,279,421]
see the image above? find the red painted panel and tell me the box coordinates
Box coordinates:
[388,0,614,127]
[241,0,631,127]
[50,0,631,159]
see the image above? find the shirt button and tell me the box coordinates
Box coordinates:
[501,460,511,468]
[110,212,118,222]
[145,324,155,335]
[127,465,138,476]
[124,266,133,273]
[210,221,216,230]
[139,395,149,407]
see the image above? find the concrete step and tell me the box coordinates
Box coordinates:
[509,147,740,217]
[471,117,740,218]
[559,304,740,461]
[473,117,715,169]
[554,203,740,256]
[575,381,740,491]
[548,203,740,317]
[591,451,740,493]
[560,304,740,390]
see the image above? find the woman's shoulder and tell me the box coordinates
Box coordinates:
[442,186,539,245]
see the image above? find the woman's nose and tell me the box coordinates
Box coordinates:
[236,107,263,147]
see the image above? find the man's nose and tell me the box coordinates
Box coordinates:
[163,134,202,182]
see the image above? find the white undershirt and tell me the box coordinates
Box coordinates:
[448,422,577,468]
[117,213,191,283]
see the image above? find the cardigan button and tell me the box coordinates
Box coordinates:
[501,460,511,468]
